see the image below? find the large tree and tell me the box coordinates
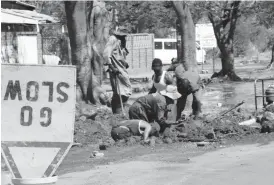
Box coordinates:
[206,1,242,81]
[172,1,197,70]
[64,0,112,105]
[253,1,274,69]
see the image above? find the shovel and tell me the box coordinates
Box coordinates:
[115,75,126,117]
[212,100,245,121]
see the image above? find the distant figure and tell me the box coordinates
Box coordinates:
[111,119,159,143]
[149,58,174,94]
[42,55,61,65]
[103,27,132,114]
[129,85,181,132]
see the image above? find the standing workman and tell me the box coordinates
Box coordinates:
[149,58,175,94]
[103,27,132,114]
[167,59,202,120]
[129,85,181,132]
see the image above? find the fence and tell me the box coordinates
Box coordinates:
[126,34,154,77]
[254,78,274,110]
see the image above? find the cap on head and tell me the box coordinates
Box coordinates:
[171,58,178,64]
[160,85,181,100]
[113,26,129,37]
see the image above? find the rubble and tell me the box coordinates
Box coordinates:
[197,141,210,147]
[254,104,274,133]
[91,151,104,158]
[73,103,263,148]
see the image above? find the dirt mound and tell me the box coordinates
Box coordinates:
[74,107,114,146]
[74,102,261,147]
[171,109,260,143]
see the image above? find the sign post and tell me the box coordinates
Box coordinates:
[195,24,217,74]
[213,47,215,73]
[1,64,76,184]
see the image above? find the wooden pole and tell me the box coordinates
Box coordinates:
[212,47,215,73]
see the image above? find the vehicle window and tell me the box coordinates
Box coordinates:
[155,42,162,50]
[164,42,176,50]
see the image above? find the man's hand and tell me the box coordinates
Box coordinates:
[112,68,121,75]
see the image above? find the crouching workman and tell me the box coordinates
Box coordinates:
[129,85,181,132]
[111,120,159,143]
[167,59,202,120]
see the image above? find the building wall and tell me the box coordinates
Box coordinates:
[1,31,42,64]
[1,24,36,32]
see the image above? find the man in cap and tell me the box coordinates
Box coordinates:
[104,27,132,114]
[167,59,202,120]
[149,58,175,94]
[129,85,181,132]
[111,119,159,143]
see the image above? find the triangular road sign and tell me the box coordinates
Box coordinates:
[1,142,71,179]
[1,64,76,180]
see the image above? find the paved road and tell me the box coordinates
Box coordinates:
[2,142,273,185]
[57,142,274,185]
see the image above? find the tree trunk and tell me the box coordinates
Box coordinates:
[266,45,274,69]
[208,1,242,81]
[172,1,197,71]
[65,1,92,103]
[90,1,111,85]
[213,41,241,81]
[65,1,110,105]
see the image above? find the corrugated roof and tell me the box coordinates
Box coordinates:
[15,1,36,9]
[1,8,58,24]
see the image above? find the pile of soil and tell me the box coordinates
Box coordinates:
[74,104,130,146]
[73,102,263,147]
[165,110,259,144]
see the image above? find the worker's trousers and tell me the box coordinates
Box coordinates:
[176,89,202,120]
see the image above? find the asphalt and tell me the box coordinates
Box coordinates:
[56,142,274,185]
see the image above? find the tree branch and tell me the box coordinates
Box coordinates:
[227,1,241,41]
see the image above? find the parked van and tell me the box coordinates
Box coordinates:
[154,38,206,65]
[154,38,177,65]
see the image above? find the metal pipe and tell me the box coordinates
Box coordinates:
[254,79,258,110]
[262,80,265,106]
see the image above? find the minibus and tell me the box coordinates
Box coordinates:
[154,38,206,65]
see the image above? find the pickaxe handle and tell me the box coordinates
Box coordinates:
[220,100,245,116]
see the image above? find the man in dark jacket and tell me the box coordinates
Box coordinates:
[103,27,132,114]
[129,85,181,132]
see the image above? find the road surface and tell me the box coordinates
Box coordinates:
[57,142,274,185]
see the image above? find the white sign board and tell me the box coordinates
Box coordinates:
[196,23,217,48]
[1,64,76,179]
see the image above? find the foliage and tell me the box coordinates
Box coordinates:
[23,1,66,23]
[20,0,274,57]
[192,1,274,57]
[111,1,176,37]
